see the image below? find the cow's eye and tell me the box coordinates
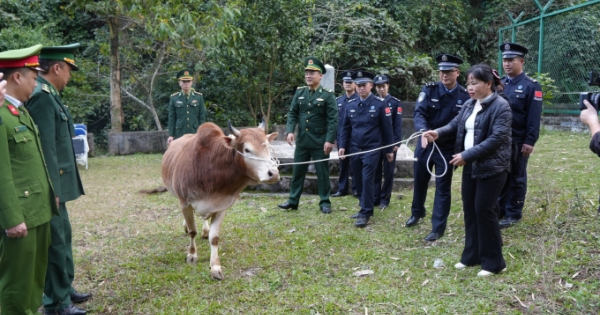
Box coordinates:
[244,148,250,153]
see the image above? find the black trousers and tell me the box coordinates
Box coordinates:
[460,163,507,273]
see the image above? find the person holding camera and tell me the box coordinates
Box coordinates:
[423,64,511,276]
[580,99,600,213]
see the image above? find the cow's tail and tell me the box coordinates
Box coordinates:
[138,186,168,194]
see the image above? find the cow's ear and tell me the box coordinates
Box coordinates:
[221,135,237,149]
[266,132,278,143]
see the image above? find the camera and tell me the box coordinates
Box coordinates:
[579,71,600,110]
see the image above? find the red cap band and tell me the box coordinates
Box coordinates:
[0,55,40,69]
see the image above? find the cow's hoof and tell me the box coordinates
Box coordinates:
[210,266,224,280]
[186,254,198,264]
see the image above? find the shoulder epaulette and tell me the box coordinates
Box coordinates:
[171,92,179,97]
[460,86,468,93]
[391,96,401,102]
[376,96,385,101]
[297,86,307,90]
[42,84,51,94]
[525,76,538,83]
[336,95,343,100]
[193,90,202,95]
[323,88,333,93]
[425,82,437,88]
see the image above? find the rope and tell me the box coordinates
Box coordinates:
[232,131,450,178]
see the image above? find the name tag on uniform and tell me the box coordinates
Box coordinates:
[176,101,183,104]
[14,125,27,133]
[192,100,197,103]
[350,109,356,113]
[515,90,523,93]
[338,103,342,107]
[455,104,463,107]
[431,99,439,102]
[299,97,305,100]
[316,98,324,101]
[369,110,376,113]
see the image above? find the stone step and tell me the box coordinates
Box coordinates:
[246,175,435,194]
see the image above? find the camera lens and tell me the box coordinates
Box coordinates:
[593,93,600,110]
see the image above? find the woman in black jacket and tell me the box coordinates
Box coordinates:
[423,64,512,276]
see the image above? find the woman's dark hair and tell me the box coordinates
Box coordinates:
[466,63,503,93]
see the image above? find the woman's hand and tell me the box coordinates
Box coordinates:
[449,153,466,166]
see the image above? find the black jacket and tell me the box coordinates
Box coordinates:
[590,132,600,157]
[436,92,512,179]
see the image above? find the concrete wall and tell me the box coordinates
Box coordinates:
[108,130,169,155]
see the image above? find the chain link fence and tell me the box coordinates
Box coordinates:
[498,0,600,114]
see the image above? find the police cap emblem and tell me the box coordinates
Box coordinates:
[378,76,382,80]
[505,43,510,50]
[442,55,448,61]
[357,71,363,77]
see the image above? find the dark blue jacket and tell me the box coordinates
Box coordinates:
[382,94,403,143]
[336,92,358,142]
[501,72,543,146]
[413,82,470,151]
[338,93,393,153]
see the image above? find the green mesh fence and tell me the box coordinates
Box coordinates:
[498,0,600,114]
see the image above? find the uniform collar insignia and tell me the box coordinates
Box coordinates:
[7,104,20,116]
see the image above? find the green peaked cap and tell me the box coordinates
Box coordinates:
[304,56,326,74]
[0,44,44,70]
[177,68,194,80]
[40,43,81,71]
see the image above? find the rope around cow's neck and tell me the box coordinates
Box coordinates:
[233,131,448,178]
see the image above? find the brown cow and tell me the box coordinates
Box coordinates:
[157,121,279,279]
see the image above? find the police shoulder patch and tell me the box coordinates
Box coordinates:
[425,82,436,88]
[171,92,179,97]
[42,84,51,94]
[193,91,203,95]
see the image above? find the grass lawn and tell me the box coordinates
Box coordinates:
[70,130,599,314]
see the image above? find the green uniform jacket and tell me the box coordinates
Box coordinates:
[25,76,85,203]
[168,89,206,139]
[0,101,58,230]
[285,86,337,148]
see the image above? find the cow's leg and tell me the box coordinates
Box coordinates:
[181,203,198,264]
[201,220,210,239]
[209,210,227,280]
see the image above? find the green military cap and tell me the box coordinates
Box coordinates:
[304,56,326,74]
[177,69,194,80]
[39,43,81,71]
[0,44,44,71]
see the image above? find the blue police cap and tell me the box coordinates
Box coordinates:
[374,74,390,85]
[435,54,463,71]
[352,70,375,84]
[499,42,528,58]
[342,71,354,82]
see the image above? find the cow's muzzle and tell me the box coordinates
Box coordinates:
[266,167,280,182]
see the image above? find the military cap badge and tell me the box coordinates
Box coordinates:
[505,43,510,50]
[357,72,362,77]
[308,60,314,64]
[442,55,448,61]
[184,71,189,75]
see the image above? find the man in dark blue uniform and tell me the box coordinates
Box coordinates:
[332,71,358,198]
[498,42,543,228]
[408,54,470,241]
[373,74,402,209]
[338,71,394,228]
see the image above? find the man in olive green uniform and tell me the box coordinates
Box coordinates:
[26,44,89,315]
[0,45,58,315]
[278,57,337,213]
[167,69,206,144]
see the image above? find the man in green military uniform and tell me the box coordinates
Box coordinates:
[167,69,206,144]
[0,45,59,315]
[278,57,337,213]
[26,43,89,315]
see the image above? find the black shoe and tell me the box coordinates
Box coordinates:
[350,213,360,219]
[424,232,443,242]
[320,206,331,214]
[70,291,92,304]
[379,203,388,210]
[50,305,87,315]
[405,216,422,227]
[277,202,298,210]
[353,191,359,198]
[499,217,520,229]
[331,192,346,197]
[355,216,370,228]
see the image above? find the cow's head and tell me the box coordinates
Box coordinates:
[222,119,280,183]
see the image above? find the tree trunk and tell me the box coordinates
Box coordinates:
[108,17,124,132]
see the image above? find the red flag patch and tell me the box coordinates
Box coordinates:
[385,107,391,114]
[7,104,19,116]
[535,91,543,98]
[397,107,402,114]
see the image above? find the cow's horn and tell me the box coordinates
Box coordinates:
[257,118,267,133]
[228,120,241,137]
